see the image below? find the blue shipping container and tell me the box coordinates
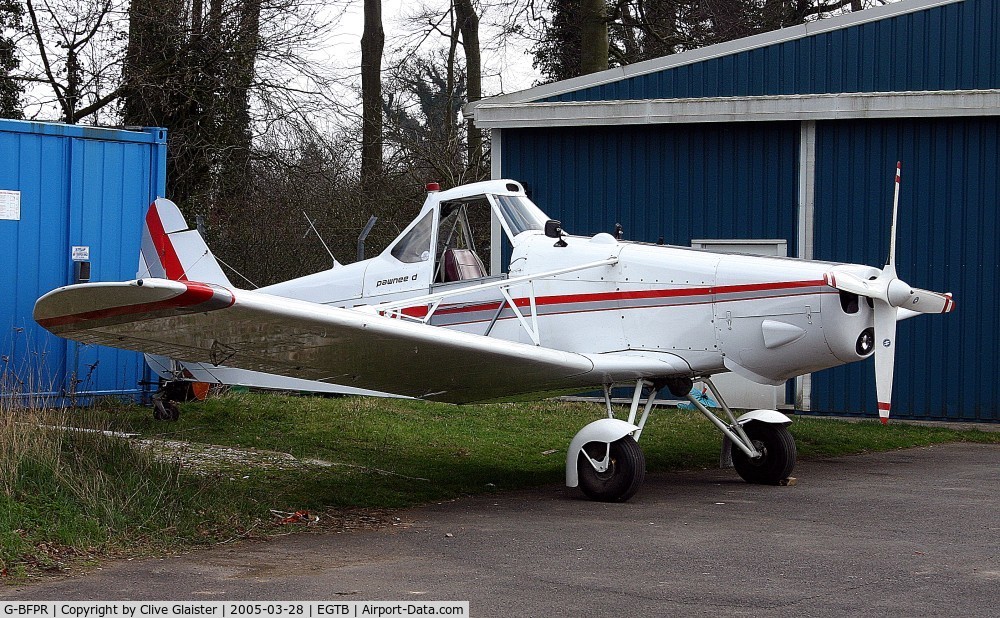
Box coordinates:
[0,119,167,403]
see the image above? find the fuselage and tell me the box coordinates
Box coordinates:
[254,180,878,386]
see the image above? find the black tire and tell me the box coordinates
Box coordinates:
[164,401,180,421]
[577,436,646,502]
[731,422,796,484]
[152,399,180,422]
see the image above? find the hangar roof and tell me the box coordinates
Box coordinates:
[467,0,999,127]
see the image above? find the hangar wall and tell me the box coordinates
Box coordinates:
[500,124,800,251]
[476,0,999,421]
[500,116,1000,421]
[810,117,999,421]
[0,119,167,403]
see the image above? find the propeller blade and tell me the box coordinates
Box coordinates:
[823,271,882,300]
[886,161,901,269]
[873,302,898,425]
[825,270,945,311]
[905,288,955,314]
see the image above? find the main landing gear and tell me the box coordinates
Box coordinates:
[566,376,796,502]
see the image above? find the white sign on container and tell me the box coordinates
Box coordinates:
[0,189,20,221]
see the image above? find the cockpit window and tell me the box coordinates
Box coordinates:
[390,211,433,263]
[492,195,548,237]
[435,199,491,282]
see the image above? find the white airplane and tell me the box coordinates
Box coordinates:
[34,165,954,502]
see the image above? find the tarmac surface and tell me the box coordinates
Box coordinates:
[3,442,999,617]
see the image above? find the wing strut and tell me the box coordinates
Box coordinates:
[375,257,619,345]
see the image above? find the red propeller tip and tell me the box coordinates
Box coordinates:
[878,402,890,425]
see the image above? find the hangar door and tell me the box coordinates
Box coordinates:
[809,117,998,422]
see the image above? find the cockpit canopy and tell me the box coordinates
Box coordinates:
[386,183,556,284]
[491,194,548,238]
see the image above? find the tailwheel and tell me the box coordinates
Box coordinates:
[152,399,180,421]
[731,422,796,485]
[577,436,646,502]
[152,380,188,421]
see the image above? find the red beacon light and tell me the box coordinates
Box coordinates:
[426,182,440,192]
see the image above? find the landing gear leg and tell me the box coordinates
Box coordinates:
[152,398,180,421]
[568,380,659,502]
[683,377,796,485]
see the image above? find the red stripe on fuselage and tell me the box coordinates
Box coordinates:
[37,282,233,329]
[146,204,187,281]
[400,279,828,321]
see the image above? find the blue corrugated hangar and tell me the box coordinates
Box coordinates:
[0,119,166,403]
[468,0,999,421]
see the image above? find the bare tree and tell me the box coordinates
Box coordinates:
[0,0,23,118]
[21,0,342,131]
[384,0,491,181]
[361,0,384,190]
[454,0,483,169]
[115,0,346,223]
[24,0,124,123]
[383,50,470,186]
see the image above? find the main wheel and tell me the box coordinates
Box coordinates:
[577,436,645,502]
[731,422,796,484]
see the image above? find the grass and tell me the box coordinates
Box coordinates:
[0,399,285,580]
[2,391,997,581]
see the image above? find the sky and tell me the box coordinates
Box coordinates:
[323,0,543,100]
[15,0,545,123]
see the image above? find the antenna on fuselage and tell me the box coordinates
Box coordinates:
[302,211,340,267]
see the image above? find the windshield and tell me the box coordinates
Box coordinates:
[390,211,434,263]
[491,195,548,238]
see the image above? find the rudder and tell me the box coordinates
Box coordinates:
[139,198,234,287]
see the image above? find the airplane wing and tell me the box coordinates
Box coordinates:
[34,279,690,404]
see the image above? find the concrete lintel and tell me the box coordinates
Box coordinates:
[473,90,1000,129]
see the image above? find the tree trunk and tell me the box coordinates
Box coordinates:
[580,0,609,75]
[454,0,482,171]
[122,0,183,127]
[219,0,260,196]
[361,0,384,189]
[446,7,459,150]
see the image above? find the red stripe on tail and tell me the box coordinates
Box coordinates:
[146,204,187,281]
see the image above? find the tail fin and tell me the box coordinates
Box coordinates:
[139,198,234,287]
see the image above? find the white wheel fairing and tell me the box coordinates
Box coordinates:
[736,409,793,426]
[565,418,639,487]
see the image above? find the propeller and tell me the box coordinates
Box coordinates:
[823,162,955,424]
